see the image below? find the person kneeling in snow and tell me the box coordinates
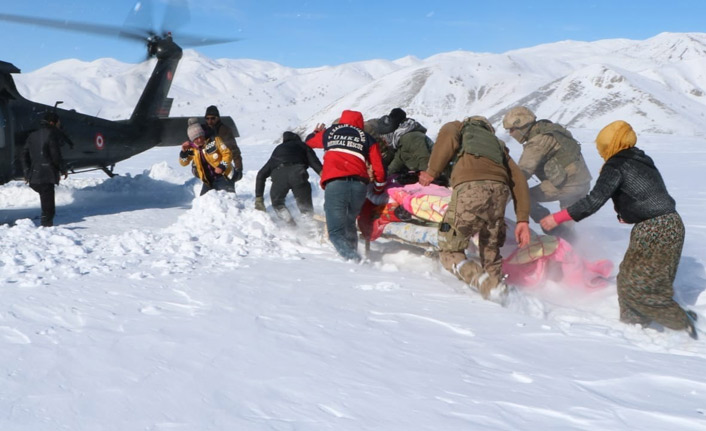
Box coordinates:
[419,116,531,300]
[255,131,323,224]
[179,120,235,196]
[540,120,698,339]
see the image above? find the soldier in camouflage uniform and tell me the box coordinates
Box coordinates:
[503,107,592,240]
[541,120,698,339]
[419,116,531,300]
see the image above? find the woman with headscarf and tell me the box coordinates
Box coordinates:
[540,120,698,339]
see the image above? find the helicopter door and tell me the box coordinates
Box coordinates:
[0,101,11,184]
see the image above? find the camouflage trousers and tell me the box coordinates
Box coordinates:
[438,181,510,298]
[617,212,690,330]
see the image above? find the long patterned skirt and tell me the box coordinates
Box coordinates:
[617,212,689,330]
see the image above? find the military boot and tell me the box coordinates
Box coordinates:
[452,259,483,285]
[476,273,509,301]
[453,259,502,300]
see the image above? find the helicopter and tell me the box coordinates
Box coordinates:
[0,1,239,185]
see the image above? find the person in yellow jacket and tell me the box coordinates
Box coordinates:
[179,121,235,196]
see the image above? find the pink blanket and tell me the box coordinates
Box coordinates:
[386,183,614,289]
[388,183,451,223]
[502,236,613,289]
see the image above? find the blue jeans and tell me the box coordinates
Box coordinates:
[323,178,367,261]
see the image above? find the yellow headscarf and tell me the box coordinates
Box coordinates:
[595,120,637,161]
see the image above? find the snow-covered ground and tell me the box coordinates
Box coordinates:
[1,126,705,430]
[3,29,706,431]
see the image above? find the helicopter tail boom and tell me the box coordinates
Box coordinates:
[129,36,182,122]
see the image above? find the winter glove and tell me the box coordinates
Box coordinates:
[366,183,389,206]
[232,169,243,182]
[254,196,266,212]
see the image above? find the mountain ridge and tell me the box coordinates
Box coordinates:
[12,32,706,139]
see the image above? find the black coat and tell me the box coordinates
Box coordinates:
[255,132,323,197]
[568,147,676,224]
[22,125,65,185]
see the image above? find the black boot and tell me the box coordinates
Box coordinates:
[686,310,699,340]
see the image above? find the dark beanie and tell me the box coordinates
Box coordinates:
[205,105,220,117]
[388,108,407,128]
[282,131,301,142]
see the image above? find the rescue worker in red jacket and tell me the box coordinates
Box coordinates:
[306,110,386,261]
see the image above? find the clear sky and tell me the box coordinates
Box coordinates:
[1,0,705,72]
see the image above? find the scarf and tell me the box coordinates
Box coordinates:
[596,120,637,161]
[389,119,420,150]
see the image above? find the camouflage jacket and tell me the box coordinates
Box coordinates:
[519,120,592,189]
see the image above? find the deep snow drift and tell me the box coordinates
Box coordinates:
[1,128,704,430]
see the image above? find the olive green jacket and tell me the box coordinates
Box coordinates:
[387,130,432,174]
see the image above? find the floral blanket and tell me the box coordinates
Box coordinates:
[357,183,613,289]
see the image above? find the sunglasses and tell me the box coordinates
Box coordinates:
[205,116,218,121]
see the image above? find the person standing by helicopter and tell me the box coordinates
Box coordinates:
[204,105,243,183]
[21,112,68,227]
[179,121,234,196]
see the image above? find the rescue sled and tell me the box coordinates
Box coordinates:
[356,181,613,290]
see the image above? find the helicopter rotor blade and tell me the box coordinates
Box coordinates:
[175,34,242,48]
[161,0,190,36]
[122,0,154,37]
[0,2,240,54]
[0,12,149,42]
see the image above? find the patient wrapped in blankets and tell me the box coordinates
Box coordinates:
[357,181,613,289]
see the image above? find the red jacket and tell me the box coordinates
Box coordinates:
[307,110,386,189]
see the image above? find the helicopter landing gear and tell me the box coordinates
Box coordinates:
[101,165,116,178]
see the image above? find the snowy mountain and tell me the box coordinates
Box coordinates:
[2,33,706,430]
[13,32,706,139]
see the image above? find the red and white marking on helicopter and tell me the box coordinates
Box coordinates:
[95,133,105,150]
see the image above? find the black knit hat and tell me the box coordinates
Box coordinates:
[282,131,302,142]
[205,105,220,117]
[388,108,407,129]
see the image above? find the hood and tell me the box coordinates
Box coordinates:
[403,118,427,134]
[282,131,302,143]
[339,110,364,129]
